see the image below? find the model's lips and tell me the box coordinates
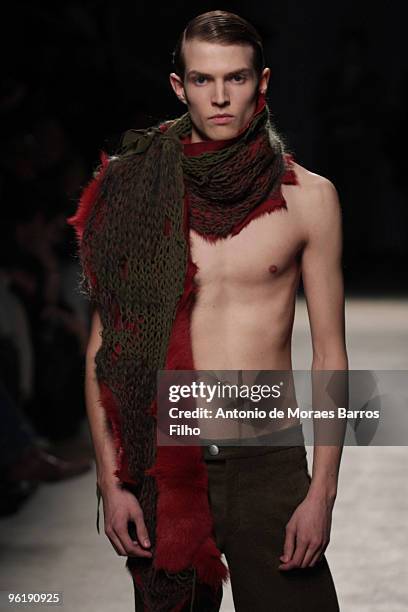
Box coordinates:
[209,114,234,125]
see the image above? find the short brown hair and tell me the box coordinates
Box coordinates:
[173,10,265,79]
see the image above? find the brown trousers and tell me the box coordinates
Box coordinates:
[199,441,340,611]
[134,436,340,611]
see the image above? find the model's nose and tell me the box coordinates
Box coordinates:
[211,81,230,107]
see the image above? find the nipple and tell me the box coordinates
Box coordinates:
[268,264,278,274]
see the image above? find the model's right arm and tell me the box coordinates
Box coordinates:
[85,309,152,558]
[85,309,117,489]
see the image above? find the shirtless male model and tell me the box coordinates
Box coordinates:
[68,10,347,612]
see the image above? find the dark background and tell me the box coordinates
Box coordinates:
[0,0,406,550]
[1,0,407,293]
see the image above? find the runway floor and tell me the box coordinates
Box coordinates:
[1,298,407,611]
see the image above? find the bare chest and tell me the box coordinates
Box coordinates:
[190,204,303,288]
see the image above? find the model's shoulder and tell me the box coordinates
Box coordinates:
[289,162,340,211]
[291,161,337,193]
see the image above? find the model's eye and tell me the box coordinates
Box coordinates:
[231,74,245,82]
[194,75,207,85]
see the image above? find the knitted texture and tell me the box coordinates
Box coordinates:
[69,101,288,611]
[122,102,286,241]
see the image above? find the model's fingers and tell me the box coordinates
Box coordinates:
[309,536,329,566]
[114,523,152,558]
[279,524,296,565]
[128,542,153,558]
[321,538,330,555]
[280,530,310,571]
[105,525,127,556]
[300,544,320,568]
[133,510,151,549]
[309,549,324,567]
[289,538,308,569]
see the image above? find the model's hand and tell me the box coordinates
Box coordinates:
[101,484,152,559]
[278,491,334,570]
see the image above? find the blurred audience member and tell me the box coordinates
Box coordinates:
[0,265,91,516]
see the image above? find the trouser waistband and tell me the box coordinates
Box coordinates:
[202,423,305,460]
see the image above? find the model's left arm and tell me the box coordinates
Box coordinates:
[279,177,348,571]
[302,177,348,500]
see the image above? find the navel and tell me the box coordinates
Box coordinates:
[268,264,278,274]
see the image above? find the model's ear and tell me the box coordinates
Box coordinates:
[169,72,187,105]
[258,67,271,96]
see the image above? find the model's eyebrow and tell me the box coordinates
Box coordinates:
[187,68,252,79]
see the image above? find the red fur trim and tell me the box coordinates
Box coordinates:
[66,151,110,244]
[145,218,228,591]
[282,153,298,185]
[191,537,230,588]
[147,445,229,584]
[162,262,198,370]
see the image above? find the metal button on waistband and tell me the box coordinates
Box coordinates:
[208,444,219,456]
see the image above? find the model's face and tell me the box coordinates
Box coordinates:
[170,39,270,143]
